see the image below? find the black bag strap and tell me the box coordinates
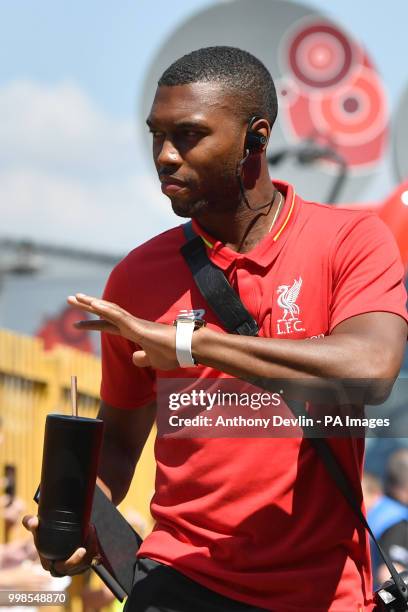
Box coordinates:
[181,220,408,607]
[288,401,407,599]
[180,221,258,336]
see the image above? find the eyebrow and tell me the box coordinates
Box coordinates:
[146,118,209,130]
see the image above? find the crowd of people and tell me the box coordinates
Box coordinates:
[0,433,71,608]
[364,448,408,588]
[0,488,149,611]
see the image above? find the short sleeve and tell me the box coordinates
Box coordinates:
[329,213,408,333]
[100,259,156,409]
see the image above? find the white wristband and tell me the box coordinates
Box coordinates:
[175,318,196,367]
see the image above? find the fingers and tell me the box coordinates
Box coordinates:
[22,516,50,573]
[22,515,93,576]
[67,294,115,317]
[68,291,122,335]
[46,546,91,577]
[68,294,130,324]
[69,293,98,306]
[67,295,100,314]
[56,524,99,575]
[68,293,128,334]
[43,547,88,577]
[22,514,38,534]
[68,293,144,344]
[56,524,99,576]
[59,547,88,575]
[132,350,151,368]
[68,294,118,314]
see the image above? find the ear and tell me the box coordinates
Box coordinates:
[245,116,271,154]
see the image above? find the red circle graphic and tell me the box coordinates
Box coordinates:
[289,23,354,89]
[309,66,387,146]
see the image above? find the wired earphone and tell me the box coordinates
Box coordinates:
[237,115,279,213]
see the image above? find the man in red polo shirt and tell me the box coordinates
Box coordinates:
[24,47,408,611]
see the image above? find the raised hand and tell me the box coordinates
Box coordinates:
[67,293,179,370]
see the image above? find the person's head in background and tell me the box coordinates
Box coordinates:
[362,471,383,512]
[384,448,408,505]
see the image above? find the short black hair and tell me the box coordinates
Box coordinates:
[158,46,278,127]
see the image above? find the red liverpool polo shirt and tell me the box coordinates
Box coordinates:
[100,181,408,611]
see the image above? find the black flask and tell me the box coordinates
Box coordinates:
[37,414,104,560]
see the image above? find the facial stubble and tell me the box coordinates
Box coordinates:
[169,156,243,219]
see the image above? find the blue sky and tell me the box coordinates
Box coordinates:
[1,0,407,252]
[0,1,211,118]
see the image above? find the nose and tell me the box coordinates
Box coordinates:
[155,138,182,168]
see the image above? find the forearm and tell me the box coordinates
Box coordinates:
[193,328,382,379]
[97,437,137,506]
[192,326,396,403]
[68,294,406,403]
[96,401,156,506]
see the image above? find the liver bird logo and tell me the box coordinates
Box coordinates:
[277,277,303,321]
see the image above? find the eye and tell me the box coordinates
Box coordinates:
[149,129,164,139]
[188,129,205,138]
[178,130,204,143]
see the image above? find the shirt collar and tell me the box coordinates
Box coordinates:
[190,180,299,270]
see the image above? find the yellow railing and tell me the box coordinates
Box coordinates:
[0,328,156,608]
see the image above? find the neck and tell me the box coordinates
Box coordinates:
[195,161,281,253]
